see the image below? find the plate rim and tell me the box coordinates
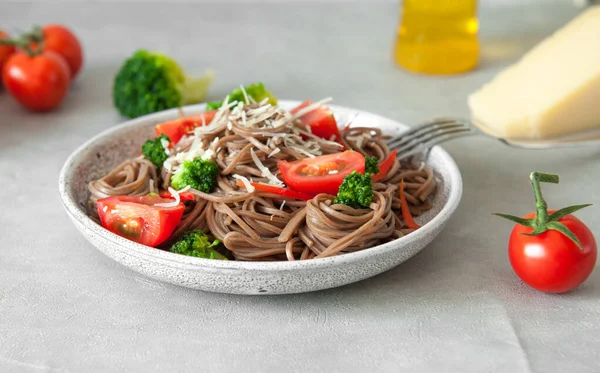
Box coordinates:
[58,100,463,271]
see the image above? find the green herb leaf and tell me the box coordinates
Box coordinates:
[548,204,592,222]
[491,213,535,228]
[546,221,583,250]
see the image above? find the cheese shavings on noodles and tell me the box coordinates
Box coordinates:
[232,174,255,192]
[160,137,171,156]
[154,186,191,208]
[250,148,284,186]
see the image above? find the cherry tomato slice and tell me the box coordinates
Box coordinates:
[155,110,217,145]
[278,151,365,195]
[235,180,315,201]
[292,100,341,142]
[97,195,184,247]
[372,149,397,183]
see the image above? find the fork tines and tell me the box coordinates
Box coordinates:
[387,118,474,160]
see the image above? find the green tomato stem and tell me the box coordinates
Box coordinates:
[530,172,558,226]
[0,31,43,57]
[494,172,590,251]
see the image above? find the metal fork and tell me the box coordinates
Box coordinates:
[387,117,600,161]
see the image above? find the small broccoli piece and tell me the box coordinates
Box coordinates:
[206,82,277,110]
[333,171,373,209]
[141,134,170,167]
[365,157,379,175]
[171,157,219,193]
[113,49,214,118]
[170,231,227,260]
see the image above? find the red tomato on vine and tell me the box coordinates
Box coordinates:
[494,172,597,294]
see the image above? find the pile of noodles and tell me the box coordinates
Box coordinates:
[88,97,437,261]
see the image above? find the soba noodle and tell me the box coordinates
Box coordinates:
[88,100,437,261]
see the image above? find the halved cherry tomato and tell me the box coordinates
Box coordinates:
[97,195,184,247]
[159,190,195,201]
[278,151,365,195]
[235,180,315,201]
[292,100,341,142]
[372,149,397,183]
[155,110,217,144]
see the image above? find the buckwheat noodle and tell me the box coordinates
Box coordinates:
[88,100,437,261]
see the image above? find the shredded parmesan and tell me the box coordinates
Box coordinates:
[154,187,183,208]
[102,206,108,213]
[356,136,364,149]
[149,179,156,194]
[268,148,281,157]
[290,97,333,120]
[202,149,215,160]
[160,137,171,156]
[240,85,250,105]
[232,174,255,192]
[250,148,284,186]
[289,145,316,158]
[279,200,286,210]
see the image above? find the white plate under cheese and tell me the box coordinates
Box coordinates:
[468,6,600,140]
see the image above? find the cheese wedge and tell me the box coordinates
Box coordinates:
[468,7,600,139]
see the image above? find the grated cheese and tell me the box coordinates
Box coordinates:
[154,186,185,208]
[250,148,284,186]
[159,138,171,157]
[280,200,286,210]
[240,85,250,105]
[356,136,364,149]
[268,148,281,157]
[232,174,255,192]
[290,97,333,120]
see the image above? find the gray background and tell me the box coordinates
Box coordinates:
[1,1,600,372]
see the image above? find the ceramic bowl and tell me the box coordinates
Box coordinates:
[58,101,462,295]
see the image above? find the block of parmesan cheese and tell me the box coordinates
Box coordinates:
[468,7,600,139]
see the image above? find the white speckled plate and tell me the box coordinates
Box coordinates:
[58,101,462,295]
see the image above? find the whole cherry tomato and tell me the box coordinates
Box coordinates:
[29,25,83,79]
[2,50,71,111]
[0,30,16,79]
[495,172,597,294]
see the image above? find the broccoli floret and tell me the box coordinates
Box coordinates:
[365,157,379,175]
[113,49,214,118]
[171,157,218,193]
[333,171,373,209]
[141,134,170,167]
[206,82,277,110]
[170,230,227,260]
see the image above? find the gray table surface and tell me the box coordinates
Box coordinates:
[2,1,600,372]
